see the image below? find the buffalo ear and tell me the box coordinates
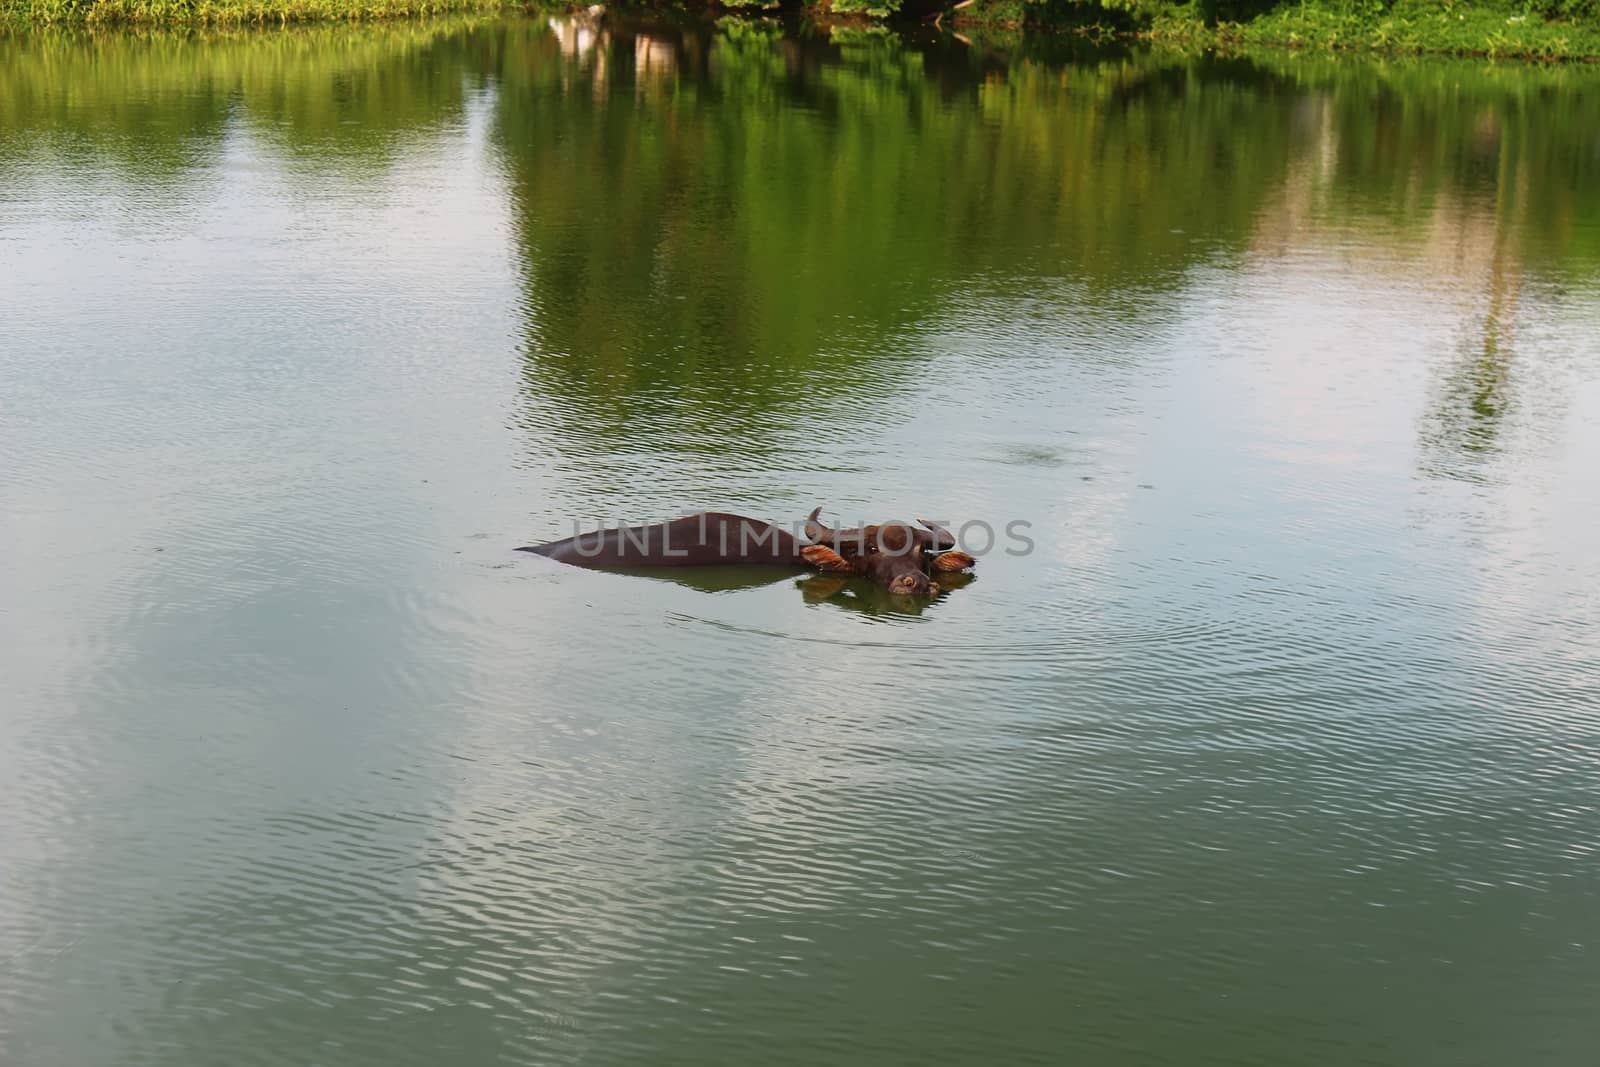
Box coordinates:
[930,550,975,572]
[801,544,855,573]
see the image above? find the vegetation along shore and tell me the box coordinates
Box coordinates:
[3,0,1597,62]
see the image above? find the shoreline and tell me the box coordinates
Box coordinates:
[4,0,1598,62]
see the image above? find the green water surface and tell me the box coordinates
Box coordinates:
[3,16,1599,1066]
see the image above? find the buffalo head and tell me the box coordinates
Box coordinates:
[799,507,976,597]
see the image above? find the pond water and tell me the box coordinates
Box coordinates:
[3,15,1599,1065]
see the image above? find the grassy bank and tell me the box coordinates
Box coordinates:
[1,0,510,25]
[953,0,1600,59]
[4,0,1598,59]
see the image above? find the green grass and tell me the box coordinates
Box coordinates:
[1148,1,1600,59]
[1,0,514,26]
[952,0,1600,59]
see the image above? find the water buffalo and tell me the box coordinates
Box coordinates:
[517,508,974,596]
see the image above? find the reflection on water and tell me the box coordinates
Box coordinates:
[610,562,805,592]
[3,16,1600,1067]
[1418,205,1522,481]
[797,569,978,617]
